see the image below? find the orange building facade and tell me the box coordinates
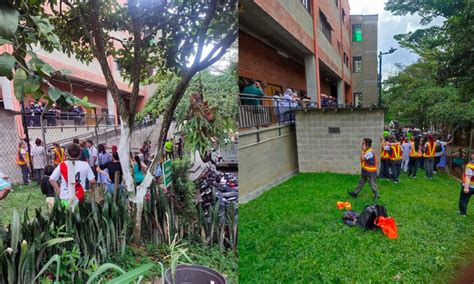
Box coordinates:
[239,0,376,107]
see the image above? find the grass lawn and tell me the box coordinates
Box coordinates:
[0,183,47,224]
[239,172,474,283]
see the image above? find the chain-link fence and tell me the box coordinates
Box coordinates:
[0,108,157,185]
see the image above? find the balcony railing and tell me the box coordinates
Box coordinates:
[238,93,355,129]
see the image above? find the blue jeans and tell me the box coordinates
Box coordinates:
[106,183,123,195]
[424,158,434,178]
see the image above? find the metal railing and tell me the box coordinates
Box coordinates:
[24,111,116,128]
[238,93,354,129]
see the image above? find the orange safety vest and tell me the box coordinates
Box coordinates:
[53,147,66,165]
[361,148,377,173]
[390,143,402,161]
[409,142,422,158]
[462,162,474,187]
[15,149,29,166]
[423,142,436,158]
[381,145,390,160]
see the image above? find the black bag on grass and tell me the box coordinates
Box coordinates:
[357,204,388,229]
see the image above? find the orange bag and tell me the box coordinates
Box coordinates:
[374,216,398,239]
[336,201,352,210]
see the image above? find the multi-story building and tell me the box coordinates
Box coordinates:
[351,14,378,107]
[0,35,152,128]
[239,0,378,107]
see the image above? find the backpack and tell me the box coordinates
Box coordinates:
[357,204,388,229]
[435,142,442,153]
[342,211,359,226]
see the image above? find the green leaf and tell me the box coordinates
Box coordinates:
[48,86,63,101]
[108,263,155,283]
[23,75,42,94]
[0,37,13,45]
[0,4,19,39]
[13,69,27,100]
[86,263,127,284]
[0,52,15,79]
[30,16,54,35]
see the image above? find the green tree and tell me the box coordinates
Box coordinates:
[141,62,237,155]
[1,0,237,242]
[383,60,473,130]
[385,0,474,96]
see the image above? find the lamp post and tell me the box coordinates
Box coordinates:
[378,47,397,107]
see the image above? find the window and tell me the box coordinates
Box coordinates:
[354,92,363,107]
[334,0,338,8]
[343,53,349,67]
[300,0,311,12]
[353,57,362,73]
[319,11,332,42]
[342,9,346,24]
[352,24,362,42]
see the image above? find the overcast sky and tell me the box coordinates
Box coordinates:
[348,0,444,80]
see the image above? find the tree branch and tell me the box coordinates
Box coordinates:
[192,0,217,66]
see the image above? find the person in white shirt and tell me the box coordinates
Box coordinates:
[86,140,98,168]
[401,138,412,172]
[50,143,96,208]
[30,138,48,184]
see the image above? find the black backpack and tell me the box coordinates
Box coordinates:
[357,204,388,229]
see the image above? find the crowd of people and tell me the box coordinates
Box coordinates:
[24,101,86,127]
[348,129,474,216]
[10,134,184,209]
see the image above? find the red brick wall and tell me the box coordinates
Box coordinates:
[254,0,314,53]
[320,80,332,97]
[238,31,306,93]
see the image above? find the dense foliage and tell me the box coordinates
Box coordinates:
[141,63,238,154]
[383,60,473,128]
[386,0,474,96]
[383,1,474,129]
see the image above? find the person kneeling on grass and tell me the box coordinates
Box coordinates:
[40,165,56,209]
[49,143,96,209]
[348,138,380,200]
[0,172,12,200]
[459,151,474,216]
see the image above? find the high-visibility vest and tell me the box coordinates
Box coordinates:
[390,143,402,161]
[361,148,377,173]
[15,150,29,166]
[409,142,422,158]
[423,142,436,158]
[381,145,390,160]
[164,141,173,152]
[53,147,66,165]
[462,162,474,187]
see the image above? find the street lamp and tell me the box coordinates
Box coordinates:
[378,47,397,107]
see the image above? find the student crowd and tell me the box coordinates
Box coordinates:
[10,136,176,209]
[349,129,474,216]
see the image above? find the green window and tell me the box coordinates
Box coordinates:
[352,24,362,42]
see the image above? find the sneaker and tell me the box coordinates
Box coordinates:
[413,176,417,179]
[348,191,357,199]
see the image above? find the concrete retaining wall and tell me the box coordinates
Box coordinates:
[238,124,298,203]
[295,108,384,174]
